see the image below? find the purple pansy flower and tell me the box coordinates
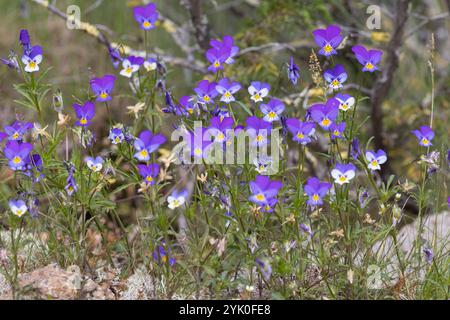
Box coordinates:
[9,199,28,217]
[324,64,347,90]
[285,118,316,145]
[245,116,272,147]
[153,243,176,266]
[248,175,283,212]
[335,93,355,112]
[207,116,234,144]
[312,25,343,56]
[4,120,33,141]
[133,2,158,30]
[85,156,104,172]
[412,126,434,147]
[1,51,19,71]
[330,122,346,140]
[65,163,77,196]
[194,80,218,105]
[4,140,33,171]
[133,130,166,161]
[352,45,383,72]
[206,46,231,73]
[305,177,332,207]
[210,35,239,65]
[73,101,95,127]
[108,45,122,69]
[21,45,43,73]
[108,127,125,144]
[186,128,214,159]
[176,95,197,116]
[19,29,31,53]
[365,149,387,171]
[331,163,356,185]
[215,78,241,103]
[25,153,44,182]
[308,98,339,130]
[137,163,160,185]
[351,138,361,160]
[288,56,300,85]
[90,75,116,102]
[120,56,144,78]
[248,81,270,103]
[144,58,157,72]
[260,98,285,122]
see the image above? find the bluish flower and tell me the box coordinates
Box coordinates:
[365,149,387,171]
[245,116,272,147]
[65,163,77,196]
[21,45,43,73]
[90,74,116,102]
[248,175,282,212]
[137,163,159,185]
[285,118,316,145]
[209,35,239,65]
[255,258,272,281]
[85,156,104,172]
[194,79,218,105]
[308,98,339,130]
[207,116,234,143]
[176,95,197,116]
[331,163,356,185]
[144,58,158,72]
[288,56,300,85]
[73,101,95,127]
[312,25,343,56]
[4,120,33,141]
[108,45,122,69]
[335,93,355,112]
[324,64,347,89]
[351,138,361,160]
[305,177,331,207]
[330,122,346,140]
[423,247,433,264]
[215,78,241,103]
[167,189,188,210]
[153,242,176,266]
[133,2,158,30]
[352,45,383,72]
[133,130,166,161]
[1,50,19,71]
[358,189,370,208]
[26,153,44,182]
[9,199,28,217]
[120,56,144,78]
[206,46,230,73]
[19,29,31,53]
[187,128,214,159]
[109,127,125,144]
[260,98,285,122]
[412,126,434,147]
[248,81,270,103]
[4,140,33,171]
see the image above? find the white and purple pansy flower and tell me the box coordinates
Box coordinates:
[331,163,356,185]
[207,116,234,144]
[285,118,316,145]
[245,116,272,147]
[120,56,144,78]
[248,175,283,213]
[330,122,346,140]
[9,199,28,218]
[248,81,270,103]
[260,98,285,122]
[85,156,104,172]
[194,79,218,105]
[365,149,387,171]
[22,45,43,73]
[411,126,434,147]
[209,35,239,65]
[90,74,116,102]
[215,78,241,103]
[324,64,347,90]
[108,127,125,145]
[304,177,332,207]
[4,120,33,141]
[334,93,355,112]
[167,189,188,210]
[4,140,33,171]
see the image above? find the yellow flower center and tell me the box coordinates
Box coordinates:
[296,132,304,139]
[115,137,120,143]
[265,205,271,211]
[203,95,210,102]
[224,92,231,98]
[421,138,429,146]
[146,176,153,183]
[268,111,277,119]
[126,67,133,74]
[213,60,220,68]
[255,194,265,201]
[29,61,36,69]
[15,209,23,216]
[365,62,374,70]
[341,103,348,110]
[80,118,87,125]
[333,130,340,136]
[140,150,149,158]
[161,255,168,263]
[253,93,261,101]
[217,132,225,141]
[100,92,108,99]
[13,156,22,164]
[339,176,347,182]
[321,118,331,127]
[12,133,19,139]
[143,20,151,28]
[194,148,202,156]
[371,160,378,167]
[256,134,265,143]
[312,194,319,201]
[331,79,340,87]
[324,44,333,53]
